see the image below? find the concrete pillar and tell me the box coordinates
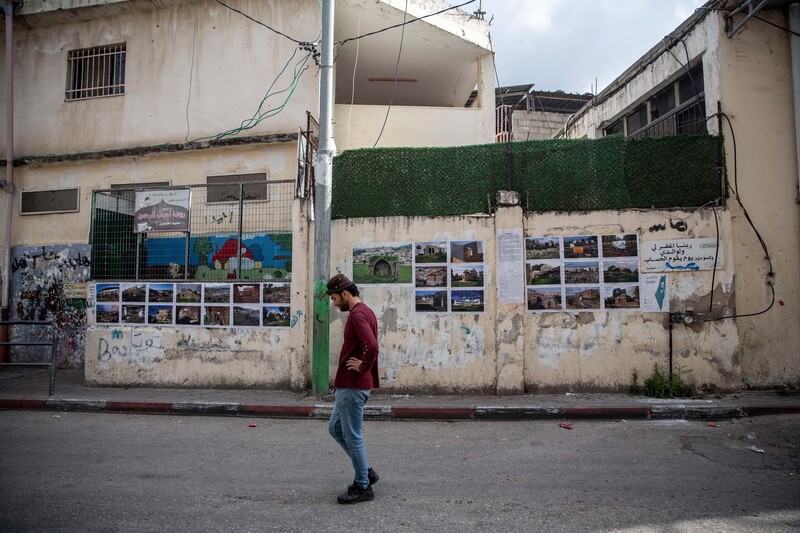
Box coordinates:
[494,191,525,394]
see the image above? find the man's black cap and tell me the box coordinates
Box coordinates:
[326,273,355,295]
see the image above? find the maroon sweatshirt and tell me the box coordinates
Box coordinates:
[333,302,380,390]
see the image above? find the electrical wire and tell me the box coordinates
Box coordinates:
[336,0,476,47]
[184,5,198,143]
[754,14,800,37]
[345,14,362,150]
[372,0,408,148]
[215,0,306,45]
[695,5,800,37]
[663,34,701,106]
[708,202,719,313]
[703,110,775,322]
[189,48,312,143]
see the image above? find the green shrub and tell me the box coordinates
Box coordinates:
[638,364,695,398]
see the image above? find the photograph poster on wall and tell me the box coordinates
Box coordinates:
[352,242,413,284]
[94,282,292,328]
[526,234,643,313]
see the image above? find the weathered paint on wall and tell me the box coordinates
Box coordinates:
[524,208,738,391]
[12,143,296,247]
[558,9,798,389]
[84,198,310,389]
[331,206,741,393]
[716,11,800,388]
[3,0,320,156]
[9,244,92,367]
[331,216,498,393]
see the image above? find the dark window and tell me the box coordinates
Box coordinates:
[66,43,126,100]
[650,86,676,121]
[21,188,80,214]
[627,104,648,133]
[604,118,624,136]
[207,173,268,203]
[679,64,704,104]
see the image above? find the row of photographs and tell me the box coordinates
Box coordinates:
[95,282,291,305]
[353,241,484,285]
[415,289,485,313]
[95,304,292,327]
[415,265,485,288]
[526,234,638,260]
[526,258,639,286]
[527,285,641,312]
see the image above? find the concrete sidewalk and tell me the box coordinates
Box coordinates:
[1,368,799,421]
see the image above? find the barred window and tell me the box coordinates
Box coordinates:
[207,173,269,203]
[66,43,126,101]
[21,188,80,215]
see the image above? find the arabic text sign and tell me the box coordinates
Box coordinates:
[642,238,723,272]
[134,189,191,233]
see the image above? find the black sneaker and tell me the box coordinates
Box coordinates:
[368,467,380,486]
[337,483,374,505]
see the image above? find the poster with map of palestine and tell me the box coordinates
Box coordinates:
[640,274,670,312]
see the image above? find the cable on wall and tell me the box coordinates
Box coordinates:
[335,0,476,47]
[372,0,408,148]
[185,4,198,142]
[703,111,776,322]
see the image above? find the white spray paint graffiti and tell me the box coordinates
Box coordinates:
[96,329,165,369]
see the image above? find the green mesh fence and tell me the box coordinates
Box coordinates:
[331,134,723,219]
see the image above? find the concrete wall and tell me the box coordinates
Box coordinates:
[331,206,740,393]
[0,0,319,156]
[560,10,799,389]
[330,215,498,393]
[11,143,297,245]
[523,209,737,392]
[716,11,800,387]
[512,111,568,141]
[565,14,722,139]
[334,54,496,150]
[84,196,310,389]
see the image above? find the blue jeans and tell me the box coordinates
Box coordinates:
[328,388,371,489]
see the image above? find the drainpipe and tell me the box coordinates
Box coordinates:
[1,0,14,366]
[311,0,334,395]
[790,4,800,202]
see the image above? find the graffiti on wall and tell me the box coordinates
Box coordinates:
[10,244,91,368]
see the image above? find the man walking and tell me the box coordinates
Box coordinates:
[326,273,380,504]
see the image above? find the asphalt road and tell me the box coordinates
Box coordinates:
[1,412,798,532]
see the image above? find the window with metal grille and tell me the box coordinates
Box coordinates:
[207,173,269,203]
[604,64,706,138]
[66,43,126,101]
[20,188,80,215]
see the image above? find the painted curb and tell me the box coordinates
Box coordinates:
[105,401,173,413]
[240,404,315,417]
[474,406,561,420]
[649,404,744,420]
[1,396,799,420]
[743,404,800,416]
[170,401,240,416]
[46,398,107,411]
[0,398,47,410]
[391,406,475,419]
[560,406,651,419]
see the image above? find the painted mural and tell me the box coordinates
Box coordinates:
[10,244,91,367]
[141,233,292,282]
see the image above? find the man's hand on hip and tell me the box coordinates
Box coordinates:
[346,357,362,372]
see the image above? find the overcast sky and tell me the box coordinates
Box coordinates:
[479,0,706,94]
